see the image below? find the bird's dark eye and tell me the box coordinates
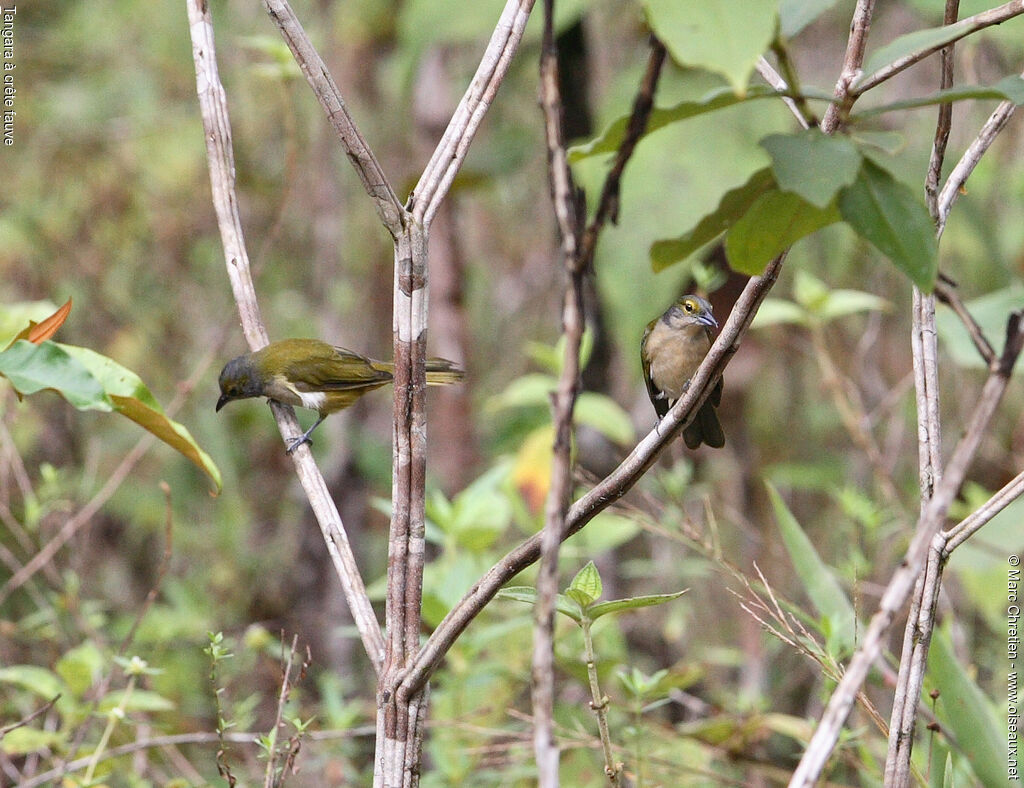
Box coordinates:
[683,300,695,312]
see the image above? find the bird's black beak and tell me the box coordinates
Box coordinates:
[698,312,719,330]
[216,394,229,412]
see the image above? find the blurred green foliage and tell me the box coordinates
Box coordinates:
[1,0,1022,784]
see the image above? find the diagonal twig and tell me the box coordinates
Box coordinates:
[185,0,384,671]
[790,311,1024,786]
[853,0,1024,97]
[262,0,405,234]
[400,253,785,698]
[411,0,537,228]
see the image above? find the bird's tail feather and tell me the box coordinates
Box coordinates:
[369,357,464,385]
[425,358,465,385]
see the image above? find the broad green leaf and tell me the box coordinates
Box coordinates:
[724,188,840,274]
[861,16,984,81]
[575,392,635,445]
[99,689,175,713]
[588,589,687,621]
[0,727,66,756]
[766,481,856,655]
[525,330,594,375]
[779,0,841,37]
[750,298,809,328]
[567,560,602,606]
[574,511,642,554]
[0,300,59,347]
[760,130,862,208]
[449,467,513,551]
[850,130,906,155]
[571,84,775,162]
[818,289,891,321]
[856,75,1024,117]
[0,340,112,410]
[926,625,1006,788]
[59,344,222,493]
[793,269,830,311]
[838,160,937,290]
[486,373,555,411]
[936,283,1024,369]
[650,168,776,271]
[0,665,65,700]
[56,642,104,698]
[497,586,582,622]
[644,0,780,95]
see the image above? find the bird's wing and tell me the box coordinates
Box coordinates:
[640,320,670,419]
[286,346,392,391]
[703,326,723,407]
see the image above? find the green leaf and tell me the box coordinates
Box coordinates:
[0,340,112,410]
[793,269,830,311]
[779,0,841,37]
[59,344,222,493]
[766,481,856,655]
[724,188,840,274]
[0,301,60,348]
[926,625,1006,788]
[588,590,687,621]
[99,689,175,713]
[936,284,1024,369]
[486,373,556,411]
[575,392,635,445]
[56,642,104,698]
[750,298,809,328]
[861,16,984,81]
[817,289,891,321]
[574,511,642,553]
[496,586,581,623]
[856,75,1024,117]
[0,665,65,700]
[571,84,774,162]
[0,726,66,756]
[567,560,602,606]
[448,466,513,551]
[644,0,780,95]
[760,130,862,208]
[838,160,937,290]
[650,168,776,271]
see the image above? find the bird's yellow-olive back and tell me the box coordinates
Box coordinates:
[640,296,724,449]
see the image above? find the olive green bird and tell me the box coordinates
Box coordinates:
[641,295,724,450]
[216,338,464,452]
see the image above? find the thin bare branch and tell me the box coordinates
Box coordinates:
[936,82,1020,235]
[855,1,1024,97]
[411,0,537,228]
[262,0,405,234]
[821,0,876,132]
[934,275,997,365]
[185,0,384,671]
[925,0,960,219]
[531,1,585,782]
[577,38,666,266]
[911,291,943,501]
[756,56,810,129]
[789,311,1024,787]
[400,253,785,698]
[945,466,1024,552]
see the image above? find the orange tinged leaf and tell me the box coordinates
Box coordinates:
[27,298,72,343]
[7,298,73,349]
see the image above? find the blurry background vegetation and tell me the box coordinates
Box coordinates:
[1,0,1023,784]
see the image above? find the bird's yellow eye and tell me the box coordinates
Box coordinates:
[682,299,695,313]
